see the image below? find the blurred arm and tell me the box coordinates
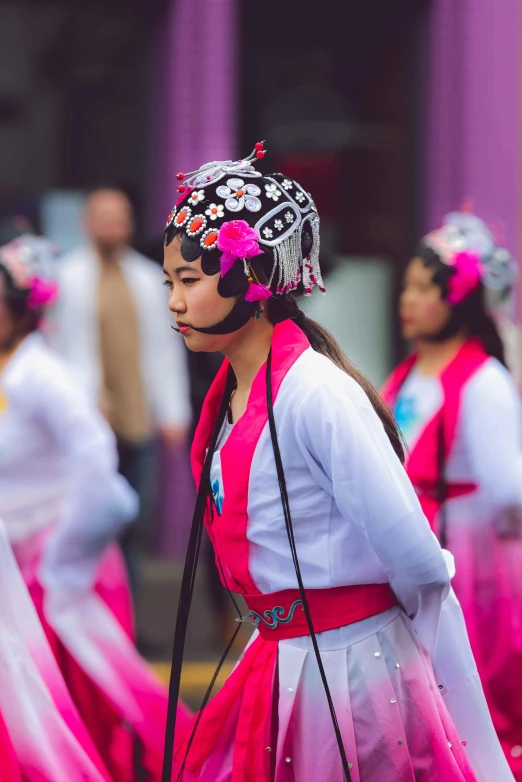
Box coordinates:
[34,357,138,592]
[461,362,522,508]
[296,371,449,656]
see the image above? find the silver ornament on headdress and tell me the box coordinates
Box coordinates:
[253,177,323,296]
[0,234,59,289]
[179,149,263,190]
[482,246,517,301]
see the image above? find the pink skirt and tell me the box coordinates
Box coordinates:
[450,518,522,779]
[0,523,110,781]
[0,710,21,782]
[173,607,477,782]
[13,535,191,782]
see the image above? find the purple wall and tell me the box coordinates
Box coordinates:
[426,0,519,258]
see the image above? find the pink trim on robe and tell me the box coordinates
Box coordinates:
[0,710,21,782]
[191,319,311,595]
[382,339,489,529]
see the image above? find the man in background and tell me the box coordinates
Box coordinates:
[53,188,191,597]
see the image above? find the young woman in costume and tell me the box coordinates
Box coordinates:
[0,234,190,781]
[161,148,511,781]
[382,211,522,778]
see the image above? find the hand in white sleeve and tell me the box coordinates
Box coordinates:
[461,361,522,510]
[296,366,450,656]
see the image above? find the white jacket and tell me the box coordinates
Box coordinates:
[53,245,191,429]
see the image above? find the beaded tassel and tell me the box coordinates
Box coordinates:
[309,215,325,293]
[274,230,301,294]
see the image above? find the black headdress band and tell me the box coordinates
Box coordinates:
[190,297,258,335]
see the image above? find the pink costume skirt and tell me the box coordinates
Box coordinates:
[449,512,522,780]
[13,533,191,782]
[0,710,21,782]
[0,522,110,781]
[173,587,477,782]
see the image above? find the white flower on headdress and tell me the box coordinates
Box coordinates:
[284,211,295,224]
[205,203,224,221]
[295,190,306,203]
[265,183,281,202]
[282,179,293,191]
[263,227,274,239]
[216,178,261,213]
[274,219,284,231]
[188,189,205,206]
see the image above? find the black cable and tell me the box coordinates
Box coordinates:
[175,623,241,782]
[174,502,250,779]
[161,370,235,781]
[265,351,352,781]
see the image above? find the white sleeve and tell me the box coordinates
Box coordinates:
[295,370,450,656]
[29,357,138,592]
[142,268,192,428]
[460,361,522,508]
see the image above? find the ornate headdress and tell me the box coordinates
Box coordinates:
[422,210,516,305]
[164,142,324,333]
[0,234,59,311]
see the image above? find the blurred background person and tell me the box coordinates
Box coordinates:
[53,188,191,599]
[0,233,190,781]
[382,211,522,778]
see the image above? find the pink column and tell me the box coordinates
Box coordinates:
[151,0,238,558]
[426,0,520,259]
[152,0,238,230]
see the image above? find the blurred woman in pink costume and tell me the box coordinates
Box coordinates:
[0,515,112,781]
[158,147,513,782]
[382,210,522,778]
[0,233,190,781]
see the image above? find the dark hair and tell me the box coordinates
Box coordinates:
[0,266,39,336]
[417,245,506,366]
[269,295,405,463]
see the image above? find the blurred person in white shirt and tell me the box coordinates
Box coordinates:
[54,188,191,594]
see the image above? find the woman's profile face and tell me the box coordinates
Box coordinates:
[400,257,451,342]
[163,236,242,353]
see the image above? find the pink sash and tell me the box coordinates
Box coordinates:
[191,319,311,595]
[382,339,489,529]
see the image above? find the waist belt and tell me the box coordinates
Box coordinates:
[240,583,398,641]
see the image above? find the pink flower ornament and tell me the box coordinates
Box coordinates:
[244,282,272,302]
[217,220,272,301]
[216,220,272,302]
[447,251,482,305]
[217,220,263,275]
[27,277,58,310]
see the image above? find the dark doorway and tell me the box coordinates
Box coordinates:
[241,0,431,362]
